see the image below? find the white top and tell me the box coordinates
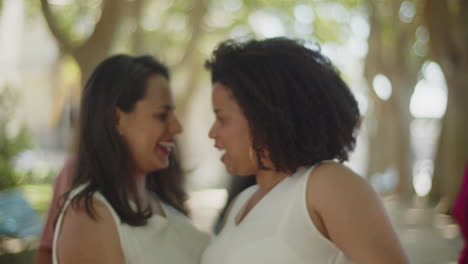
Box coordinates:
[201,166,354,264]
[53,185,210,264]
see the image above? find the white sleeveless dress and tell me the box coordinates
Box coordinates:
[201,166,354,264]
[53,185,210,264]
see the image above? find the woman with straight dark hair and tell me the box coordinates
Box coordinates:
[201,38,409,264]
[53,55,209,264]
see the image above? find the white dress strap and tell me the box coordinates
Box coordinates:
[52,186,126,264]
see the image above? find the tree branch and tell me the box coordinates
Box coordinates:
[77,0,124,57]
[130,0,146,54]
[73,0,125,81]
[40,0,74,54]
[173,0,209,70]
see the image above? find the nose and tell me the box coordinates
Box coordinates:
[170,114,183,135]
[208,122,216,139]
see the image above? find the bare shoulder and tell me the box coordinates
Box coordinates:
[305,161,409,264]
[307,161,372,202]
[306,161,382,229]
[56,197,125,264]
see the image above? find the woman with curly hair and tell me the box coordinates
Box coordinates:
[201,38,409,264]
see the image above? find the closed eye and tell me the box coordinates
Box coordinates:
[153,113,169,121]
[216,115,225,124]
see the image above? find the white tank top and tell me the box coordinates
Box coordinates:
[53,185,210,264]
[201,166,354,264]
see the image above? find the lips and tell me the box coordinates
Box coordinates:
[219,149,228,164]
[214,143,227,162]
[157,141,174,156]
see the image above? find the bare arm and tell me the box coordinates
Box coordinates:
[56,199,125,264]
[307,162,410,264]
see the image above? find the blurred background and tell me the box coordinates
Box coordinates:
[0,0,466,263]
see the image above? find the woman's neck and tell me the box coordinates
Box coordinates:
[255,169,289,191]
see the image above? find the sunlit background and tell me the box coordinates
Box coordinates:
[0,0,466,263]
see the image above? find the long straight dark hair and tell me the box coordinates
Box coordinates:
[66,55,187,226]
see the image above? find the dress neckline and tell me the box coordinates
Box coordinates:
[234,174,291,227]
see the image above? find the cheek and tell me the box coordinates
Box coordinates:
[127,123,160,151]
[227,129,252,154]
[121,134,143,162]
[151,123,168,141]
[143,119,164,137]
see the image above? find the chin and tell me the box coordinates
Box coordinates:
[225,165,237,175]
[151,161,170,172]
[158,163,170,170]
[237,172,255,177]
[226,165,255,176]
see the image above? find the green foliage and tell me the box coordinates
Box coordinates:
[139,0,198,61]
[18,164,55,185]
[136,0,362,64]
[20,184,53,214]
[0,250,35,264]
[25,0,41,21]
[45,0,103,45]
[0,87,32,191]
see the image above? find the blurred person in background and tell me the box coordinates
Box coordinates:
[34,159,74,264]
[453,161,468,263]
[201,38,410,264]
[46,54,208,264]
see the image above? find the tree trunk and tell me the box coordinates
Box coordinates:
[41,0,125,84]
[366,93,397,180]
[41,0,126,135]
[429,117,445,201]
[363,0,421,199]
[73,0,125,83]
[424,0,468,212]
[432,69,468,213]
[390,80,414,198]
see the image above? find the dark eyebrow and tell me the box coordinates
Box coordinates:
[214,109,222,114]
[156,105,174,111]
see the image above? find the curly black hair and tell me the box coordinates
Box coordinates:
[205,37,361,173]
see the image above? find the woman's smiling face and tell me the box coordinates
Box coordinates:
[116,74,182,175]
[209,82,259,176]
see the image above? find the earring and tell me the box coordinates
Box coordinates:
[248,147,255,162]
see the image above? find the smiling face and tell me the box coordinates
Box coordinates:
[209,82,259,176]
[116,74,182,175]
